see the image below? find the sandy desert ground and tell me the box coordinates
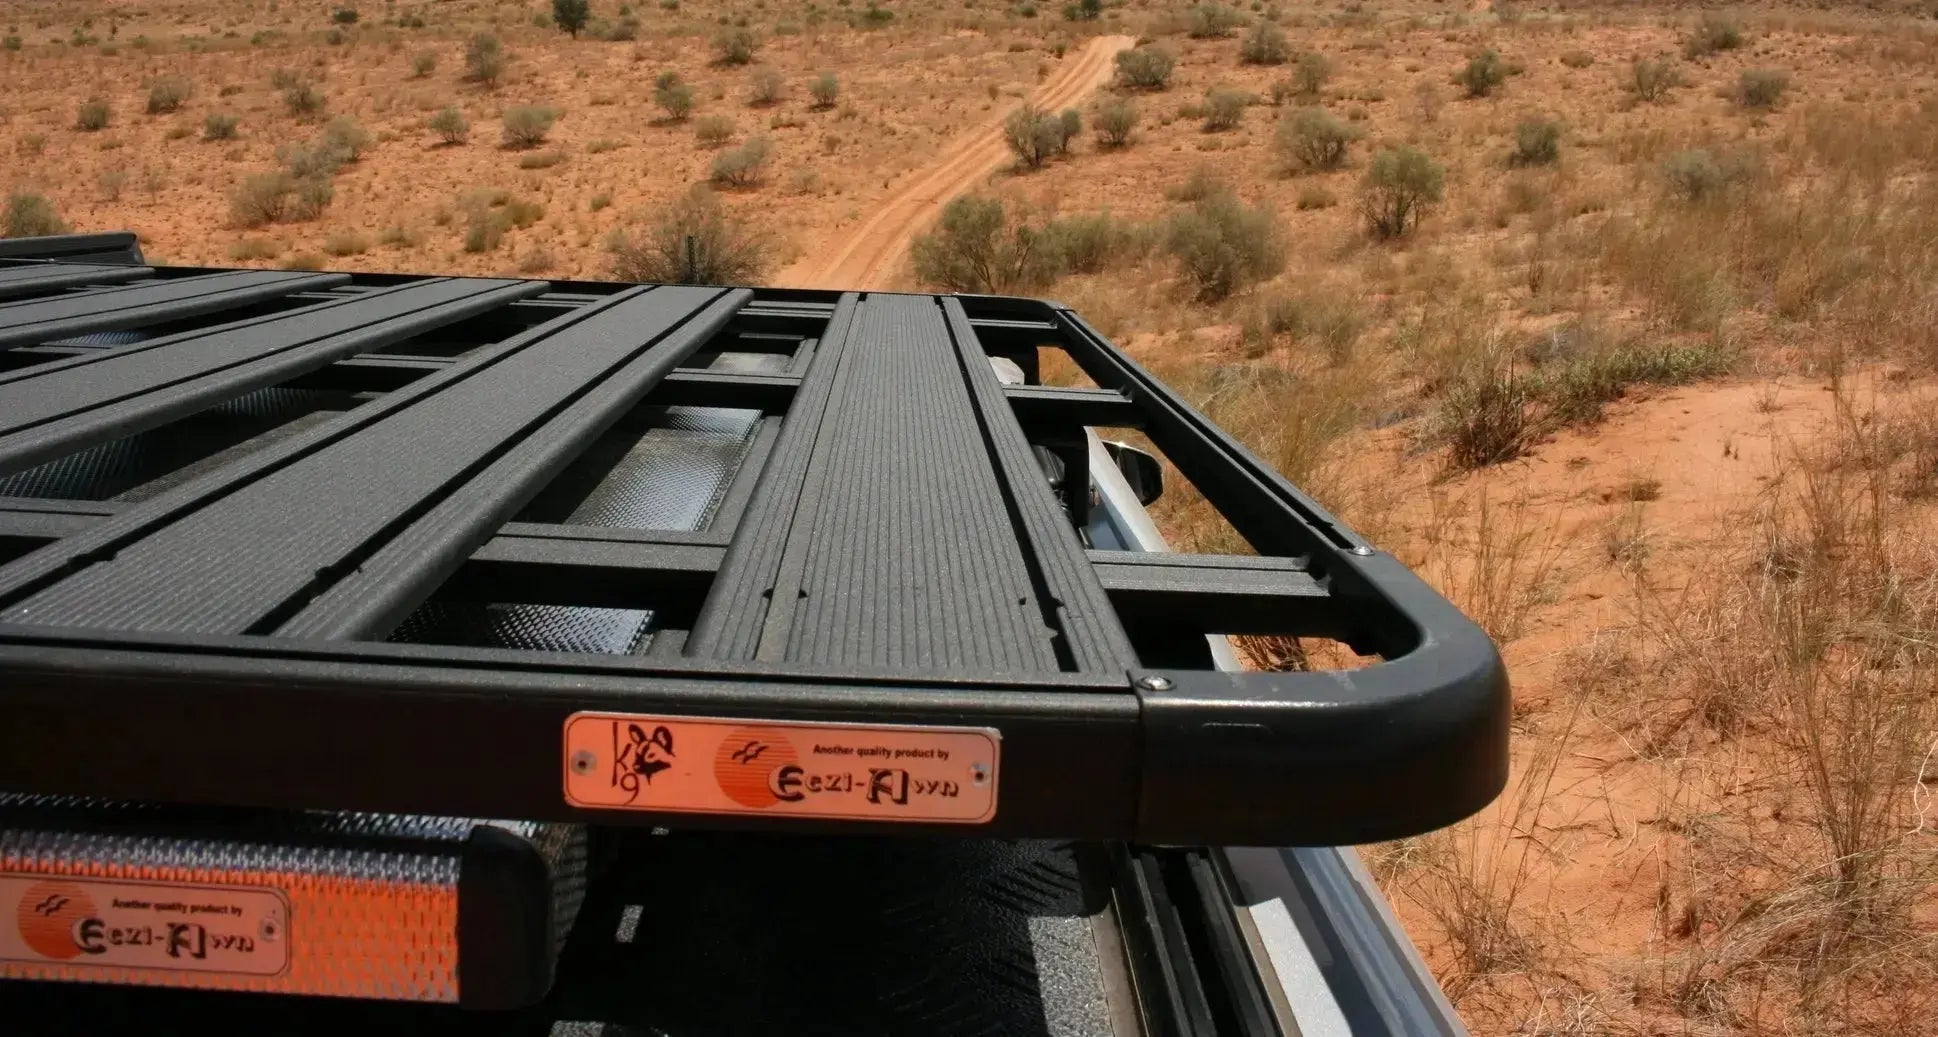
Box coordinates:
[6,0,1938,1032]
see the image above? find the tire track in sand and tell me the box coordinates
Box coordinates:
[776,35,1135,291]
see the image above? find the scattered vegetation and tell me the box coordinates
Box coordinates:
[808,72,839,110]
[1736,68,1790,109]
[146,77,192,115]
[912,195,1060,294]
[1164,189,1285,301]
[1004,104,1080,170]
[1239,22,1291,66]
[229,171,333,227]
[1628,56,1681,103]
[1095,97,1137,148]
[748,67,784,107]
[501,105,557,149]
[1684,13,1744,58]
[203,113,240,141]
[1510,116,1560,166]
[1455,49,1508,98]
[696,114,736,147]
[465,33,505,88]
[1187,2,1244,39]
[1200,88,1249,132]
[608,186,768,284]
[709,136,772,187]
[654,72,695,121]
[551,0,590,37]
[1275,107,1361,173]
[2,192,69,238]
[1292,51,1330,100]
[282,79,326,119]
[431,107,470,145]
[411,51,437,78]
[1115,46,1176,90]
[713,27,759,66]
[1360,146,1444,238]
[76,98,110,131]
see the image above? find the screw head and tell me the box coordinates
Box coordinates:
[1136,675,1174,692]
[1349,545,1376,556]
[970,763,990,786]
[570,749,597,776]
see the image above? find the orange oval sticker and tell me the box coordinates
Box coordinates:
[562,713,1000,824]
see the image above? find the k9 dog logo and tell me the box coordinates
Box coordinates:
[1,875,289,978]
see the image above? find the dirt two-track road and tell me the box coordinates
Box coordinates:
[777,35,1135,291]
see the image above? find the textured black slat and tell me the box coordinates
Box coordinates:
[684,293,859,659]
[0,278,543,475]
[281,288,748,639]
[0,286,733,635]
[0,263,153,300]
[780,295,1056,672]
[0,270,348,348]
[941,298,1134,673]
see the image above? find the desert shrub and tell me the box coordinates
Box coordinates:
[713,27,758,65]
[1245,289,1365,362]
[1559,49,1594,69]
[1095,96,1137,147]
[1164,190,1284,301]
[377,225,419,248]
[519,150,565,169]
[1063,0,1102,20]
[2,36,21,51]
[1456,48,1507,98]
[463,206,504,253]
[1660,147,1754,203]
[655,73,695,120]
[1274,106,1360,172]
[1510,115,1560,166]
[1440,364,1536,469]
[1187,3,1243,38]
[1628,56,1680,102]
[709,136,771,187]
[411,51,436,78]
[607,186,768,284]
[1004,104,1068,169]
[1240,22,1291,65]
[1115,46,1175,90]
[601,16,640,41]
[1056,108,1081,149]
[808,71,839,110]
[1166,166,1226,202]
[501,105,556,148]
[1359,145,1444,238]
[552,0,590,37]
[230,171,333,227]
[1296,184,1336,210]
[325,27,347,46]
[911,195,1060,294]
[283,81,326,119]
[1684,13,1743,58]
[229,238,281,261]
[1736,68,1789,109]
[695,114,736,147]
[320,116,371,162]
[1292,51,1330,99]
[748,67,783,106]
[430,107,470,144]
[1041,211,1150,274]
[76,98,111,131]
[203,113,240,140]
[1202,88,1249,131]
[322,230,368,256]
[2,192,69,238]
[332,6,360,24]
[465,33,505,87]
[146,77,192,115]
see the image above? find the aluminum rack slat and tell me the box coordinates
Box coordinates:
[0,269,348,348]
[0,261,154,300]
[0,277,542,474]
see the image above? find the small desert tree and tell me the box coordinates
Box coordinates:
[2,192,70,238]
[1456,48,1507,98]
[1095,96,1137,147]
[1164,189,1285,301]
[1510,115,1560,166]
[654,72,695,121]
[1293,51,1330,100]
[1359,146,1444,238]
[1114,46,1175,90]
[466,33,505,87]
[808,71,839,110]
[911,195,1060,294]
[430,107,470,144]
[713,27,759,65]
[552,0,591,37]
[1240,22,1291,65]
[1274,107,1361,173]
[501,105,557,148]
[608,186,768,284]
[1004,104,1066,170]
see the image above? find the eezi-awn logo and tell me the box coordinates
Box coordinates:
[14,880,95,960]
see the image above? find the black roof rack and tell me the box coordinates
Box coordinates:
[0,233,1508,846]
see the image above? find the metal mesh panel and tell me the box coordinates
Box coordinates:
[388,604,654,655]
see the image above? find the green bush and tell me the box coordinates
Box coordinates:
[552,0,590,37]
[911,195,1060,294]
[695,114,736,147]
[230,171,333,227]
[1684,14,1743,58]
[655,73,695,120]
[501,105,557,148]
[2,192,70,238]
[1063,0,1102,20]
[709,136,772,187]
[2,35,21,51]
[1359,146,1444,238]
[283,81,326,119]
[808,71,839,110]
[1510,115,1560,166]
[1095,96,1137,147]
[430,107,470,144]
[1114,46,1175,90]
[465,33,505,87]
[608,186,769,284]
[1201,88,1249,132]
[1187,3,1244,38]
[203,113,240,140]
[76,98,111,131]
[748,67,784,106]
[146,77,192,114]
[411,51,437,78]
[1735,68,1789,109]
[1660,148,1755,203]
[1274,107,1360,172]
[1239,22,1291,65]
[320,116,371,162]
[1628,57,1680,102]
[1164,190,1284,301]
[332,6,360,25]
[1455,49,1507,98]
[1559,49,1594,69]
[1004,104,1071,169]
[713,27,759,65]
[1042,212,1150,274]
[1292,51,1330,100]
[1440,365,1536,469]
